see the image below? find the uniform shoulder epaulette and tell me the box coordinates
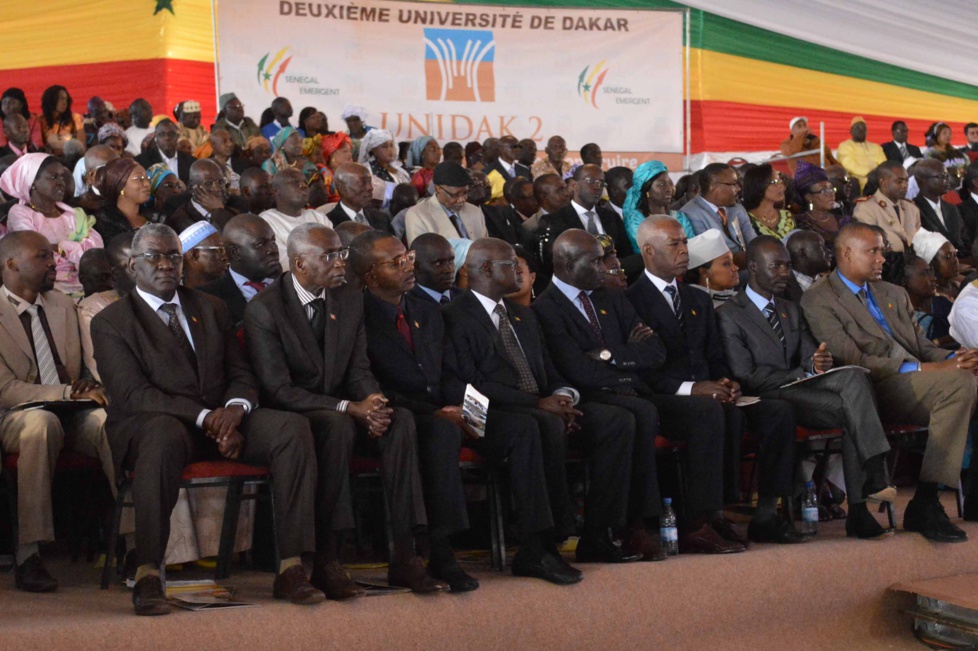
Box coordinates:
[853,195,872,203]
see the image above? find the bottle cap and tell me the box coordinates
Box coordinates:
[663,497,672,505]
[805,481,815,488]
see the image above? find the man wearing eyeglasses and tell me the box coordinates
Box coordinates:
[404,161,488,245]
[92,223,323,615]
[682,162,757,268]
[178,221,228,289]
[913,158,967,252]
[164,159,242,233]
[245,223,446,597]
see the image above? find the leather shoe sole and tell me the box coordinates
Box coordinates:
[429,563,480,593]
[679,524,745,554]
[575,536,642,564]
[865,485,897,503]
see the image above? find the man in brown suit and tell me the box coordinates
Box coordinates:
[801,222,978,542]
[0,232,111,593]
[92,223,323,616]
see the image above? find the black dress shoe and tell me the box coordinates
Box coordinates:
[429,559,480,593]
[388,557,449,594]
[679,523,746,554]
[575,534,642,563]
[747,516,805,544]
[845,506,892,540]
[904,498,968,543]
[310,559,365,600]
[511,550,583,585]
[132,575,171,616]
[14,554,58,593]
[273,565,327,604]
[620,528,667,562]
[709,516,750,547]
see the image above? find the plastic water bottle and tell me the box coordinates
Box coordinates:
[801,481,819,536]
[660,498,679,555]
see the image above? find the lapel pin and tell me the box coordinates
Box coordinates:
[600,309,607,315]
[887,303,892,309]
[514,316,521,321]
[414,321,420,328]
[330,313,337,320]
[691,309,697,316]
[192,316,198,323]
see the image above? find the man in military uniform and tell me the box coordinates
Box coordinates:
[852,160,920,252]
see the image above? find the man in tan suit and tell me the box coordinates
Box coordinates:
[404,161,488,246]
[0,231,111,592]
[852,160,920,252]
[801,222,978,542]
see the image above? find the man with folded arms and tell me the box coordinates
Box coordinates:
[627,219,800,546]
[245,224,446,596]
[0,231,112,592]
[802,222,978,542]
[717,235,895,539]
[92,224,322,616]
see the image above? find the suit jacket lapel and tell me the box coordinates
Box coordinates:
[281,274,325,375]
[38,294,68,368]
[735,292,784,354]
[461,291,506,356]
[872,283,918,353]
[0,296,34,365]
[639,276,683,340]
[323,290,341,383]
[829,272,890,339]
[178,289,208,385]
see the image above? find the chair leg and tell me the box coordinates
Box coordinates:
[487,469,505,572]
[957,479,965,519]
[216,481,244,580]
[885,502,896,529]
[267,479,279,572]
[101,483,128,590]
[674,449,689,527]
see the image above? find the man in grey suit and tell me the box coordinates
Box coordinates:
[801,222,978,543]
[682,163,756,267]
[717,236,894,539]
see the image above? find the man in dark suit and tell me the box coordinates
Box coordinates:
[443,238,644,583]
[959,164,978,252]
[533,229,740,556]
[244,224,445,596]
[324,163,393,233]
[913,159,967,252]
[882,121,923,163]
[91,224,323,616]
[481,177,537,247]
[784,231,831,303]
[539,164,638,278]
[486,135,532,203]
[409,233,462,304]
[717,236,895,539]
[135,119,195,184]
[164,159,242,233]
[801,222,978,541]
[198,214,282,325]
[626,217,800,545]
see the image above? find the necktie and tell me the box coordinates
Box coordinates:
[578,291,606,346]
[493,304,539,394]
[308,297,326,350]
[24,305,60,385]
[355,211,367,225]
[898,143,908,159]
[856,288,918,363]
[396,304,414,352]
[439,293,451,305]
[449,213,469,239]
[160,303,197,370]
[717,207,728,227]
[583,210,599,235]
[764,301,786,349]
[243,280,267,293]
[664,285,685,330]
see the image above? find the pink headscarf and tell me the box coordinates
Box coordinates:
[0,152,54,203]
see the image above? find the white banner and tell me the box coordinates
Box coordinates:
[215,1,684,163]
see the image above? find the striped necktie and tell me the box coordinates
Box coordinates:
[764,301,786,348]
[663,285,685,330]
[24,305,60,385]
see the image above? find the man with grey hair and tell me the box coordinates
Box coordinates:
[92,222,322,615]
[245,223,445,597]
[165,158,241,232]
[324,162,393,232]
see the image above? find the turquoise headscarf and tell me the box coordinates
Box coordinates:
[622,160,693,252]
[407,136,435,168]
[271,126,298,153]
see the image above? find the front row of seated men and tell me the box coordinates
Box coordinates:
[0,214,974,617]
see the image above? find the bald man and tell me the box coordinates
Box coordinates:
[259,168,333,269]
[325,162,393,232]
[0,231,112,592]
[198,214,283,324]
[74,144,120,211]
[165,158,242,233]
[802,222,978,541]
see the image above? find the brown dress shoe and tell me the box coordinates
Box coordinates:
[310,560,365,600]
[132,575,171,616]
[273,565,326,605]
[620,528,667,562]
[679,523,746,554]
[14,554,58,593]
[388,557,448,594]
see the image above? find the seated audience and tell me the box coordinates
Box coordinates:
[801,222,978,537]
[442,141,464,167]
[517,139,536,175]
[593,234,627,292]
[409,232,462,304]
[837,117,886,192]
[166,159,240,232]
[324,162,393,232]
[404,162,487,245]
[783,230,832,302]
[1,153,103,296]
[318,131,354,206]
[145,163,186,220]
[914,158,967,252]
[486,136,531,203]
[794,162,850,246]
[78,248,114,298]
[902,249,956,348]
[622,160,694,253]
[198,213,282,325]
[238,167,275,215]
[925,122,969,172]
[178,221,227,288]
[260,168,333,269]
[97,123,127,158]
[260,97,294,142]
[358,129,410,207]
[743,164,795,239]
[779,117,839,173]
[79,232,135,380]
[883,121,923,163]
[1,112,39,158]
[93,158,151,243]
[913,229,962,299]
[342,104,372,160]
[604,166,632,219]
[263,127,315,180]
[0,87,42,149]
[531,136,571,180]
[73,144,120,213]
[208,129,241,192]
[0,231,112,592]
[683,163,756,267]
[685,229,740,308]
[480,177,528,247]
[852,161,920,253]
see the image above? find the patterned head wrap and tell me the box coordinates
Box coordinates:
[357,129,394,163]
[146,163,176,196]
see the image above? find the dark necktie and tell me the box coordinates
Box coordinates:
[23,304,63,384]
[898,143,908,159]
[578,291,606,346]
[493,304,539,394]
[449,213,469,239]
[160,303,197,370]
[355,211,367,225]
[243,280,267,293]
[396,304,414,352]
[763,301,786,349]
[583,210,599,235]
[308,297,326,350]
[664,285,685,330]
[439,293,451,305]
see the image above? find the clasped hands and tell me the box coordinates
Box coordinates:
[923,348,978,374]
[347,393,393,438]
[691,377,741,404]
[537,394,583,432]
[203,404,246,459]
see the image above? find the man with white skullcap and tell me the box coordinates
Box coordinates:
[176,100,208,151]
[179,221,227,288]
[779,116,839,174]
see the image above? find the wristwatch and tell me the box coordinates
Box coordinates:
[598,349,612,362]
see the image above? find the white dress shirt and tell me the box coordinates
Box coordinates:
[159,148,179,175]
[339,202,367,224]
[644,270,695,396]
[229,267,273,302]
[924,197,945,227]
[291,275,349,413]
[571,200,606,235]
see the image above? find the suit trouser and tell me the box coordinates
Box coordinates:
[0,407,111,547]
[126,409,316,566]
[874,368,977,487]
[776,368,891,505]
[303,407,426,548]
[413,414,468,538]
[583,393,662,521]
[733,399,796,500]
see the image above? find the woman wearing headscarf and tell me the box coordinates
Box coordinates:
[359,128,410,208]
[0,87,42,149]
[93,158,152,243]
[902,248,956,349]
[97,123,129,157]
[743,164,795,239]
[243,135,272,171]
[793,161,851,246]
[318,131,353,204]
[683,229,740,308]
[262,126,316,179]
[38,85,85,156]
[1,153,103,295]
[925,122,968,170]
[622,160,693,252]
[145,163,187,219]
[407,135,440,197]
[914,227,963,299]
[595,233,627,291]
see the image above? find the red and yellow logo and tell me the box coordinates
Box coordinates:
[257,47,293,96]
[577,61,609,109]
